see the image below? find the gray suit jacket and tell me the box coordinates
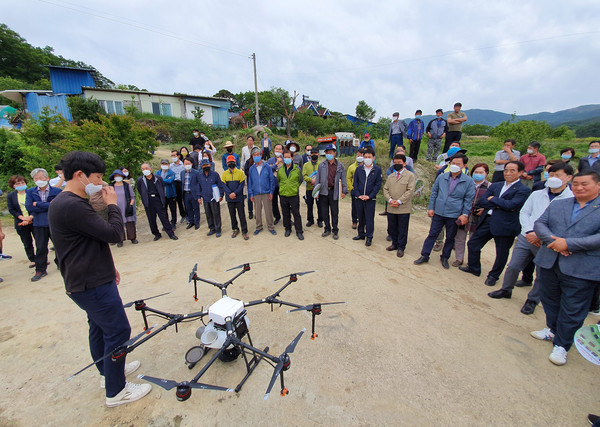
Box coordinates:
[534,195,600,281]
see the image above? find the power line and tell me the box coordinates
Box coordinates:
[37,0,249,58]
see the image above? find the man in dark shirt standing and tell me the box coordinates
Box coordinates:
[48,151,151,407]
[136,164,178,241]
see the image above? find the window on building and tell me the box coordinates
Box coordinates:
[152,102,172,117]
[98,100,124,115]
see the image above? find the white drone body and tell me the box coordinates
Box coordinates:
[198,296,249,349]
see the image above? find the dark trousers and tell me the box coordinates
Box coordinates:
[590,283,600,311]
[272,186,281,221]
[204,200,221,233]
[443,131,462,152]
[466,217,515,280]
[351,197,358,224]
[68,281,130,397]
[389,134,403,158]
[121,221,137,243]
[262,147,270,161]
[356,198,376,239]
[409,139,421,162]
[421,214,458,259]
[16,224,35,262]
[491,171,505,183]
[540,262,597,351]
[145,196,174,237]
[227,201,248,234]
[33,226,51,273]
[387,213,410,250]
[184,192,200,226]
[522,260,535,283]
[281,195,303,234]
[319,190,339,234]
[173,181,187,218]
[165,196,177,225]
[305,188,321,224]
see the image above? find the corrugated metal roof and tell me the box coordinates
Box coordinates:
[49,68,95,95]
[25,93,72,121]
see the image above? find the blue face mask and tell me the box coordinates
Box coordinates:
[561,154,572,160]
[253,156,262,163]
[15,185,27,191]
[326,154,334,161]
[590,148,600,154]
[472,173,486,182]
[543,171,549,180]
[415,116,421,120]
[283,158,292,165]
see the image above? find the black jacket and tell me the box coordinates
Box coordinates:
[475,180,531,237]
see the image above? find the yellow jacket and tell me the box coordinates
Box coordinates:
[347,162,359,191]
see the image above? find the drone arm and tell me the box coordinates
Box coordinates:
[268,299,305,310]
[196,277,224,289]
[233,337,279,364]
[270,280,294,299]
[222,268,248,288]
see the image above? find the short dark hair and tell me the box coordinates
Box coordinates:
[451,153,468,165]
[305,144,312,149]
[415,109,422,115]
[560,147,575,156]
[193,128,199,132]
[506,160,525,172]
[529,141,541,150]
[545,159,562,168]
[54,164,62,171]
[470,163,489,176]
[60,151,106,181]
[274,143,284,150]
[357,148,366,154]
[171,149,179,155]
[573,171,600,183]
[548,162,574,176]
[454,102,462,107]
[283,149,292,157]
[435,109,443,114]
[393,154,406,162]
[8,175,27,189]
[504,139,516,146]
[247,135,255,141]
[363,147,375,156]
[183,156,193,164]
[589,140,600,147]
[193,144,202,151]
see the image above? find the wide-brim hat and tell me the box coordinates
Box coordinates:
[224,141,234,148]
[109,169,126,181]
[286,140,300,151]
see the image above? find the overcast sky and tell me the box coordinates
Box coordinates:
[4,0,599,118]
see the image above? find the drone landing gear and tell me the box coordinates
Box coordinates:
[235,345,269,393]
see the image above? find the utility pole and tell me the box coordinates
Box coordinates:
[251,53,260,126]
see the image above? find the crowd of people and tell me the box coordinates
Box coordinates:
[1,119,600,407]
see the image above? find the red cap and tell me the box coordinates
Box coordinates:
[364,133,370,138]
[227,155,236,163]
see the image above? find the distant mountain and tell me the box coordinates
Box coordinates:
[402,104,600,128]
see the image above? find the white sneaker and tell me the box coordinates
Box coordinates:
[106,381,152,407]
[549,345,567,365]
[100,361,141,388]
[530,328,555,341]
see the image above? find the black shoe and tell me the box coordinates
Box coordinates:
[413,256,429,265]
[179,218,187,224]
[153,234,162,241]
[207,230,216,236]
[195,224,200,230]
[379,211,387,216]
[306,221,313,227]
[459,266,481,277]
[249,212,254,219]
[521,299,537,315]
[321,231,331,237]
[274,218,281,225]
[386,235,392,242]
[332,233,339,240]
[170,235,179,241]
[587,414,600,425]
[186,223,194,229]
[216,232,221,238]
[365,238,372,247]
[131,239,138,244]
[440,257,450,269]
[117,242,123,248]
[285,229,292,237]
[317,221,323,228]
[484,277,498,286]
[515,280,532,288]
[488,289,511,299]
[171,223,177,230]
[31,272,48,282]
[352,235,365,241]
[297,233,304,241]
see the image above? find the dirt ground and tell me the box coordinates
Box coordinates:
[0,192,598,426]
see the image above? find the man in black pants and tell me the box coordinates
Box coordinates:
[169,150,187,222]
[351,147,382,246]
[136,163,178,241]
[315,144,348,240]
[49,150,151,407]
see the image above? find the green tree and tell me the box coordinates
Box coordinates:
[355,100,376,122]
[67,96,106,125]
[463,124,493,136]
[272,88,299,137]
[490,120,552,150]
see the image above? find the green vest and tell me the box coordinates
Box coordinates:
[277,164,302,197]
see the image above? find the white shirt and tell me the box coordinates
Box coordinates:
[488,179,519,215]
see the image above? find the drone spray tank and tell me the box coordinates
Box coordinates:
[198,296,249,361]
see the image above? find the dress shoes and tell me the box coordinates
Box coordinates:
[317,220,323,228]
[131,239,138,244]
[321,231,331,237]
[386,245,398,251]
[521,299,537,315]
[352,235,365,241]
[386,235,392,242]
[243,233,249,240]
[297,233,304,241]
[413,256,429,265]
[207,230,216,236]
[274,218,281,225]
[515,280,532,287]
[459,266,481,277]
[306,221,314,227]
[440,257,450,269]
[397,250,404,258]
[365,238,372,247]
[232,230,239,238]
[186,223,194,229]
[452,260,463,267]
[248,212,254,219]
[285,229,292,237]
[488,289,511,299]
[170,235,178,241]
[484,277,498,286]
[195,224,200,230]
[332,233,339,240]
[153,234,162,241]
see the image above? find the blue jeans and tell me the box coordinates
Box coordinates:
[68,282,131,397]
[389,134,403,158]
[421,214,458,259]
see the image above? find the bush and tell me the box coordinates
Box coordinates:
[490,120,553,152]
[67,96,106,125]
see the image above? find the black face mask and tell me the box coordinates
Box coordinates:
[226,147,233,153]
[393,164,404,171]
[311,154,319,161]
[202,167,211,172]
[228,163,236,169]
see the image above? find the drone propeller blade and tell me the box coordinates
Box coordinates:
[189,382,235,392]
[67,325,157,381]
[225,260,265,272]
[273,270,317,281]
[188,263,198,283]
[286,302,347,313]
[123,292,172,308]
[285,328,306,354]
[264,360,284,400]
[138,374,179,390]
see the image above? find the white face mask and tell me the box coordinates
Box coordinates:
[363,158,373,166]
[161,165,169,170]
[114,176,124,182]
[142,169,151,176]
[35,180,48,188]
[81,175,103,196]
[527,149,534,154]
[184,164,192,171]
[275,152,282,157]
[289,146,297,153]
[356,156,364,163]
[171,157,178,162]
[449,164,461,173]
[123,171,129,177]
[545,177,564,189]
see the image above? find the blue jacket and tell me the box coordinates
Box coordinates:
[352,165,383,200]
[248,161,276,198]
[25,186,62,227]
[475,180,531,237]
[221,152,241,171]
[198,169,225,201]
[428,172,476,218]
[534,195,600,281]
[157,169,176,199]
[180,169,202,199]
[359,139,375,151]
[406,119,425,141]
[426,118,448,139]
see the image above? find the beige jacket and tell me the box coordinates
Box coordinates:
[383,169,415,214]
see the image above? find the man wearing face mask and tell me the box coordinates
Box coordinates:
[49,150,150,407]
[25,168,62,281]
[180,158,201,230]
[277,150,304,240]
[347,149,366,229]
[248,147,276,235]
[136,164,178,241]
[488,162,574,314]
[521,141,546,189]
[352,147,382,246]
[302,145,313,165]
[261,132,272,161]
[406,110,426,162]
[222,155,248,240]
[315,144,347,239]
[460,161,530,285]
[578,140,600,174]
[197,159,225,238]
[157,159,177,229]
[286,140,304,170]
[384,154,416,257]
[221,141,240,171]
[426,109,448,162]
[267,143,285,225]
[169,150,187,223]
[388,112,407,159]
[303,147,323,227]
[190,128,203,152]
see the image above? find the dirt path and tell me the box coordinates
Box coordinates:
[0,196,597,426]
